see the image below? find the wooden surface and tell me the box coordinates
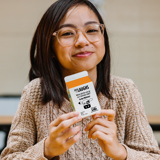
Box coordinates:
[0,115,160,125]
[0,116,14,124]
[147,116,160,124]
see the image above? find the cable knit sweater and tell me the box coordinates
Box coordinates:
[1,76,160,160]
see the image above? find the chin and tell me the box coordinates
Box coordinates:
[75,65,96,73]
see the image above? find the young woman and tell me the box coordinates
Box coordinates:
[1,0,160,159]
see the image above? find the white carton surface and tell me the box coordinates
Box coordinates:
[64,71,101,118]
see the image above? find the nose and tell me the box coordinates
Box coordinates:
[74,30,90,47]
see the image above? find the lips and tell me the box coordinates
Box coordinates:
[73,51,93,57]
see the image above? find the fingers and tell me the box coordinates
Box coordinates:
[62,126,81,141]
[54,126,81,145]
[85,117,114,132]
[57,116,82,134]
[51,111,80,127]
[93,109,115,121]
[91,131,113,145]
[88,124,116,139]
[45,111,82,158]
[65,129,81,147]
[50,114,82,138]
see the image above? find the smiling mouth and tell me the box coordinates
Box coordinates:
[73,52,93,57]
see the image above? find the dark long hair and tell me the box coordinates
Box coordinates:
[29,0,113,107]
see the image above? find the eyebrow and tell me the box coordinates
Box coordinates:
[59,21,98,29]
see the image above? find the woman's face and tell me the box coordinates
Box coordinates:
[53,5,105,76]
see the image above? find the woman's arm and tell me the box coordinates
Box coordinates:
[86,78,160,159]
[0,87,48,160]
[1,83,82,160]
[123,80,160,159]
[85,109,127,160]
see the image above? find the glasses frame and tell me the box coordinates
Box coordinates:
[52,23,105,47]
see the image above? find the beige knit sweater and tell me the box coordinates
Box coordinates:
[1,76,160,160]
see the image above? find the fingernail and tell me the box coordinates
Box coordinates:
[74,112,79,116]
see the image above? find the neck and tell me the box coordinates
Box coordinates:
[87,68,97,88]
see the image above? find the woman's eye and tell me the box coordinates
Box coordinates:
[87,29,98,33]
[61,32,74,36]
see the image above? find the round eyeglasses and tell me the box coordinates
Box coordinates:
[52,23,105,47]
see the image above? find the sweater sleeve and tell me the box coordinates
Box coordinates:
[122,80,160,159]
[0,86,48,160]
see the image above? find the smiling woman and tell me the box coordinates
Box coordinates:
[1,0,160,160]
[52,5,105,81]
[28,0,111,107]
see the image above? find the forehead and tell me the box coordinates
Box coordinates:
[59,5,99,27]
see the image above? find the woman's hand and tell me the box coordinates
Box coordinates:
[44,111,82,159]
[85,109,127,160]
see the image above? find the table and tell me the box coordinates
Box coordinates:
[1,115,160,125]
[147,116,160,131]
[0,116,13,124]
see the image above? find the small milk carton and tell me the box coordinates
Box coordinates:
[64,71,101,118]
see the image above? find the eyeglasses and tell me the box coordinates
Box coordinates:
[52,23,105,47]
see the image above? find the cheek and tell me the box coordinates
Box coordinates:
[101,42,105,54]
[97,38,105,57]
[53,43,72,66]
[53,41,65,58]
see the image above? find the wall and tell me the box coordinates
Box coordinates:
[0,0,160,115]
[103,0,160,115]
[0,0,56,95]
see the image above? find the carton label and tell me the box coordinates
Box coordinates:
[65,74,101,118]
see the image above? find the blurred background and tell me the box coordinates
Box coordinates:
[0,0,160,153]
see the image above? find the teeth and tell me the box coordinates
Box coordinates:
[77,53,84,55]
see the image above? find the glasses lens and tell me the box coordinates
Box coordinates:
[58,28,76,46]
[56,24,104,46]
[85,24,103,42]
